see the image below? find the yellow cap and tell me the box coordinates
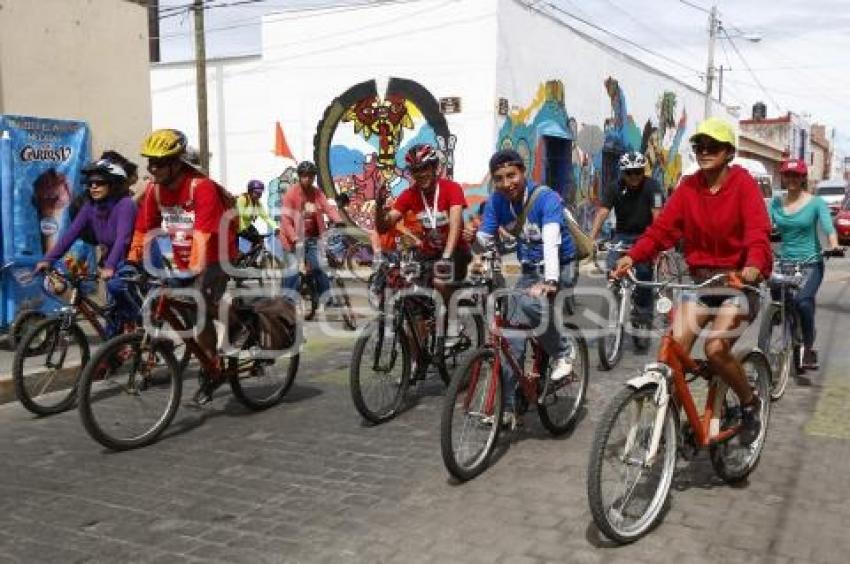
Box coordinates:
[689,117,736,148]
[140,129,187,158]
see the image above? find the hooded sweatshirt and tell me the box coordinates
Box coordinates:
[628,165,772,277]
[45,195,137,271]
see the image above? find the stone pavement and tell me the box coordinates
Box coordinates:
[1,266,850,563]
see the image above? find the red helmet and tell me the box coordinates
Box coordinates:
[780,158,808,176]
[404,144,440,170]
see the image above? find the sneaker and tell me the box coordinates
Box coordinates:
[191,378,224,406]
[550,356,574,383]
[802,348,819,370]
[738,395,763,446]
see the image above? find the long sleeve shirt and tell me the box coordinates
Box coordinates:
[236,193,278,232]
[45,196,137,270]
[279,184,342,251]
[628,165,772,277]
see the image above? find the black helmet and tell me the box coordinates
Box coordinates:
[297,161,318,176]
[81,158,127,186]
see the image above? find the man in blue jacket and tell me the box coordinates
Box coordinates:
[476,149,577,423]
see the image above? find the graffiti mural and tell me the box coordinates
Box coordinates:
[313,77,455,231]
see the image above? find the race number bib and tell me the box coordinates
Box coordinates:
[161,204,195,269]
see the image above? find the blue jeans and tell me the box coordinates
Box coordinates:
[771,261,824,349]
[605,233,653,319]
[104,261,143,338]
[283,238,331,302]
[502,262,576,410]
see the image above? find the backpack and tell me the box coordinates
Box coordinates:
[508,185,593,261]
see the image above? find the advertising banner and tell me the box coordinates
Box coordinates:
[0,115,91,329]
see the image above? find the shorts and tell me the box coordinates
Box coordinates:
[683,268,760,322]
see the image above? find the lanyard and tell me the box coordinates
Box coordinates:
[508,186,530,220]
[419,182,441,229]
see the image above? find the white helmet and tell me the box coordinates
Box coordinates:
[619,151,647,171]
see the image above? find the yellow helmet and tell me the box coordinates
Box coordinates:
[689,117,736,148]
[140,129,188,158]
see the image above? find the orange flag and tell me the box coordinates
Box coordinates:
[274,121,295,159]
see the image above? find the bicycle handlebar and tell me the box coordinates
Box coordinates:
[621,268,762,295]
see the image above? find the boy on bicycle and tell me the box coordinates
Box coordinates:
[475,149,577,424]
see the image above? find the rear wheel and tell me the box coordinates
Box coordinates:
[350,320,410,424]
[587,384,677,544]
[13,318,88,416]
[709,351,771,483]
[598,289,624,370]
[8,310,47,350]
[78,333,181,451]
[538,327,588,435]
[332,278,357,331]
[228,339,300,410]
[441,347,502,481]
[300,274,318,321]
[757,304,794,401]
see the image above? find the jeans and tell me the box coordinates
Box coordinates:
[605,233,653,320]
[104,261,143,337]
[771,261,824,349]
[501,262,576,410]
[283,238,331,303]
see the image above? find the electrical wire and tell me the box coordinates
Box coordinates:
[677,0,710,14]
[721,27,782,113]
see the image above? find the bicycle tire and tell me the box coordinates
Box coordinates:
[538,326,589,435]
[229,341,300,411]
[587,384,677,544]
[440,347,503,481]
[345,241,374,284]
[8,310,47,350]
[757,304,794,401]
[597,289,625,370]
[13,318,89,416]
[709,350,771,484]
[333,278,357,331]
[349,320,410,424]
[78,333,181,451]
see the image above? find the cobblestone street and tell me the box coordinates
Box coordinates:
[1,268,850,563]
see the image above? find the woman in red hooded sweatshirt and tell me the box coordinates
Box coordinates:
[616,117,772,445]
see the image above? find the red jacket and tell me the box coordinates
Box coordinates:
[279,183,342,251]
[628,165,772,277]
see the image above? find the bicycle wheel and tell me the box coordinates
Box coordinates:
[440,347,503,481]
[345,241,374,283]
[349,319,410,424]
[332,278,357,330]
[13,318,89,416]
[229,342,300,411]
[597,288,625,370]
[8,310,47,350]
[709,350,772,483]
[757,304,794,401]
[587,384,677,544]
[439,309,485,385]
[78,333,181,451]
[300,275,318,321]
[538,326,589,435]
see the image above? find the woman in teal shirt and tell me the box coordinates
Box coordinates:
[769,158,841,369]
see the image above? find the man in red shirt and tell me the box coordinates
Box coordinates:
[279,161,343,303]
[128,129,236,404]
[375,144,470,283]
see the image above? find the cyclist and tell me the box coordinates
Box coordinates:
[589,151,664,346]
[769,158,841,370]
[128,129,237,404]
[375,143,470,282]
[237,179,278,248]
[36,158,138,336]
[616,117,772,444]
[280,161,343,306]
[475,149,577,424]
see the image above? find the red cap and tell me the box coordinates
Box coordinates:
[780,159,808,176]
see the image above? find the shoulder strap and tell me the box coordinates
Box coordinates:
[153,184,162,209]
[509,185,551,237]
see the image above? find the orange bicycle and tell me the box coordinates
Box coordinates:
[587,269,771,543]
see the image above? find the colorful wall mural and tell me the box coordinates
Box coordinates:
[309,75,689,234]
[312,77,456,231]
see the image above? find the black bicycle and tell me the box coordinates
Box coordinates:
[349,246,484,424]
[234,232,282,287]
[297,233,357,330]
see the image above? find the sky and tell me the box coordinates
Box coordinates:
[157,0,850,159]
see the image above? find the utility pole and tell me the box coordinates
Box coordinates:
[147,0,160,63]
[193,0,210,172]
[718,65,726,103]
[704,4,718,119]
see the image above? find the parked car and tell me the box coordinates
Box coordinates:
[834,196,850,245]
[815,179,848,215]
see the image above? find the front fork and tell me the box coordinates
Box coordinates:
[624,369,671,468]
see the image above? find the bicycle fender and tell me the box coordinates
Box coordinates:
[626,362,669,393]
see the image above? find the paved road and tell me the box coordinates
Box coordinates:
[1,263,850,563]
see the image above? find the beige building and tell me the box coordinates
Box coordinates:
[738,130,785,189]
[810,124,831,183]
[0,0,151,161]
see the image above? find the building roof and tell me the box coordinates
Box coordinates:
[740,113,792,126]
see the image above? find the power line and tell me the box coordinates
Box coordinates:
[721,28,782,113]
[677,0,710,14]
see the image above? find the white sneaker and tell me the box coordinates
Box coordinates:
[550,356,574,383]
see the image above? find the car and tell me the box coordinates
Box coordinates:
[834,196,850,245]
[815,179,848,215]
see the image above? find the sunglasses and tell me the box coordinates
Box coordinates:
[86,179,109,188]
[691,140,725,155]
[148,157,176,168]
[624,169,644,177]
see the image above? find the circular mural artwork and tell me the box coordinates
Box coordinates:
[313,77,455,232]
